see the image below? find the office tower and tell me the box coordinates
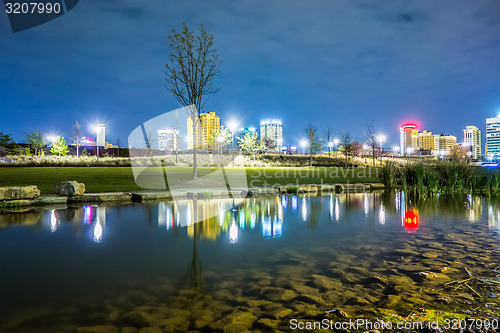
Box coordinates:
[260,119,283,152]
[95,124,105,147]
[400,124,418,156]
[486,115,500,158]
[463,125,481,159]
[187,112,220,150]
[158,128,180,151]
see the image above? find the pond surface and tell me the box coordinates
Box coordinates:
[0,192,499,332]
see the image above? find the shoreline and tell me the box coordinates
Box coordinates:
[0,183,385,211]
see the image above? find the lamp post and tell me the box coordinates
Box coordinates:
[228,122,238,166]
[328,141,333,158]
[300,139,307,154]
[363,144,368,163]
[334,138,340,157]
[377,135,385,159]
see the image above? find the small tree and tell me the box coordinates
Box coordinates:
[365,123,378,167]
[50,136,69,156]
[165,23,222,180]
[304,124,322,166]
[210,126,231,153]
[324,126,334,157]
[73,121,82,157]
[340,131,354,167]
[25,130,46,156]
[238,132,264,160]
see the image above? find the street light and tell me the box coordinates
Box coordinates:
[363,144,369,163]
[333,138,340,156]
[377,135,385,159]
[227,121,238,165]
[300,139,307,154]
[92,127,100,161]
[327,141,333,158]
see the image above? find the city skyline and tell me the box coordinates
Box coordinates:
[2,1,500,147]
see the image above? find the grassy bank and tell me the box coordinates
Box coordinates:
[0,167,380,194]
[380,161,500,194]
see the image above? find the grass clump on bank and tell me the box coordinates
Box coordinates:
[380,161,500,194]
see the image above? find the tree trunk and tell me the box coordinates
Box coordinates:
[372,146,375,167]
[77,144,79,158]
[309,150,313,167]
[192,119,198,180]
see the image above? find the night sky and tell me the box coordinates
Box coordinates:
[2,0,500,148]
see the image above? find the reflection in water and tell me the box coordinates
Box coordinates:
[378,204,386,225]
[6,192,500,240]
[404,209,419,233]
[50,210,58,232]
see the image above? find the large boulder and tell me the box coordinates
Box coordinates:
[54,181,85,196]
[0,185,40,200]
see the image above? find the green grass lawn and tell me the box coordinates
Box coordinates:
[0,167,381,194]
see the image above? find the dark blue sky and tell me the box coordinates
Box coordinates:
[2,0,500,148]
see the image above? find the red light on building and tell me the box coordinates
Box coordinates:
[401,124,417,130]
[404,209,419,232]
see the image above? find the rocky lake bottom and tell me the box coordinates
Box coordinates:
[0,193,499,332]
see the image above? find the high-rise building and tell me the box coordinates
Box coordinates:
[94,124,106,147]
[463,125,481,159]
[260,119,283,152]
[436,135,457,155]
[417,129,456,155]
[158,129,180,151]
[187,112,220,150]
[418,130,437,152]
[400,124,418,156]
[486,115,500,158]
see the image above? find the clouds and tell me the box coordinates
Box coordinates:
[1,0,500,144]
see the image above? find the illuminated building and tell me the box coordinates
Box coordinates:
[158,128,181,151]
[187,112,220,150]
[95,124,105,147]
[400,124,418,156]
[260,119,283,152]
[418,130,437,152]
[418,130,457,156]
[463,125,481,159]
[486,115,500,158]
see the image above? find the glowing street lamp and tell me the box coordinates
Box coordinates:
[377,135,386,159]
[333,138,340,156]
[300,139,307,154]
[227,121,238,165]
[327,141,333,158]
[92,126,100,161]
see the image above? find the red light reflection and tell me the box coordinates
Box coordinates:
[404,209,419,232]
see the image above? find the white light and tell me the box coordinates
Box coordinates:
[228,121,238,133]
[229,220,238,243]
[93,218,103,242]
[328,142,333,148]
[334,139,340,145]
[300,139,307,147]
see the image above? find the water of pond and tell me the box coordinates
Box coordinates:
[0,192,499,332]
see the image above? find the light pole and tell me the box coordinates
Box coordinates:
[334,138,340,157]
[300,139,307,154]
[377,135,385,159]
[228,122,238,166]
[328,141,333,158]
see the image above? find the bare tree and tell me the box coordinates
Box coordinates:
[304,124,322,166]
[340,131,354,167]
[324,126,334,157]
[365,122,377,167]
[73,121,82,157]
[165,23,222,180]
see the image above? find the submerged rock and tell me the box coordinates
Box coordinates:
[209,310,257,332]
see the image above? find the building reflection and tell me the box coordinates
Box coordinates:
[488,203,500,230]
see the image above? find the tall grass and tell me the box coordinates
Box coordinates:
[380,161,500,194]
